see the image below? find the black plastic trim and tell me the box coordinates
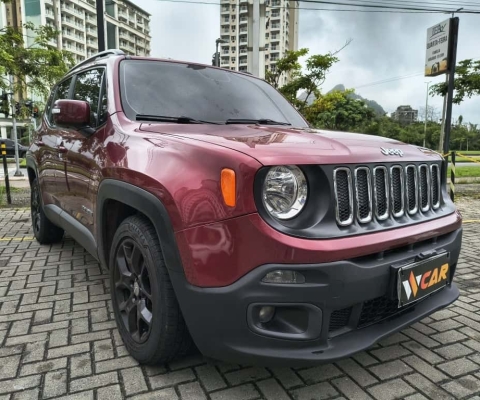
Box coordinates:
[254,161,455,239]
[96,179,184,275]
[44,204,97,258]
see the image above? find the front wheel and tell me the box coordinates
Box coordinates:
[31,177,64,244]
[109,215,192,364]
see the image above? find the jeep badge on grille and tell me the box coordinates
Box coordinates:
[381,147,404,157]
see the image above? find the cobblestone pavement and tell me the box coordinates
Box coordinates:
[0,200,479,400]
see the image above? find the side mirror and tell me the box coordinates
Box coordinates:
[52,100,91,130]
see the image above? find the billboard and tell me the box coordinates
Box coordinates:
[425,19,451,77]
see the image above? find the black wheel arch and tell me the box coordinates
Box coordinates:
[96,179,185,276]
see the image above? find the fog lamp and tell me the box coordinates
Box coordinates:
[262,270,305,284]
[258,306,275,323]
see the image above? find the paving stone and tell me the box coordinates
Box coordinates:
[20,357,67,376]
[96,384,123,400]
[70,353,93,378]
[436,343,474,360]
[337,359,378,386]
[209,384,262,400]
[195,364,227,391]
[442,375,480,398]
[297,364,343,384]
[269,367,303,389]
[224,366,271,385]
[367,378,416,400]
[369,360,412,380]
[290,382,338,400]
[70,372,118,392]
[0,375,41,395]
[404,373,454,400]
[129,388,178,400]
[437,358,479,377]
[402,355,449,383]
[332,376,373,400]
[43,369,67,398]
[178,381,207,400]
[121,367,148,396]
[0,355,21,379]
[370,344,411,362]
[149,369,196,389]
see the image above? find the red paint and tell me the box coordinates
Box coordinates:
[176,211,462,287]
[52,100,90,127]
[30,55,460,289]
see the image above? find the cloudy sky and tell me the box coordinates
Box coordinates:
[130,0,480,124]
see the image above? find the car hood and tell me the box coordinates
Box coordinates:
[138,123,442,165]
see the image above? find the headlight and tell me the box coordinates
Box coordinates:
[262,165,308,220]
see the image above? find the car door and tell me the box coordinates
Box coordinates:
[35,79,73,207]
[56,68,106,234]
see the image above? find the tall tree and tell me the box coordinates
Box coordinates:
[430,59,480,104]
[265,41,351,113]
[0,22,74,113]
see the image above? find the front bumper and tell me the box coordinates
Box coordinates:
[171,227,462,367]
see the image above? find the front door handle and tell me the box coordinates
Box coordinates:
[35,140,45,147]
[57,145,68,154]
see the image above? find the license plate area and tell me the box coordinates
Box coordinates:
[396,252,450,308]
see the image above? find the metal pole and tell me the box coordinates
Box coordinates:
[443,17,459,155]
[450,151,455,202]
[216,41,220,67]
[438,75,448,153]
[9,76,22,177]
[1,143,12,205]
[96,0,106,52]
[251,0,260,77]
[423,82,430,148]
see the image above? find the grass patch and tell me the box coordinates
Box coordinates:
[456,151,480,155]
[447,166,480,177]
[20,159,26,167]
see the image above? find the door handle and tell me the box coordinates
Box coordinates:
[35,140,45,147]
[57,145,68,154]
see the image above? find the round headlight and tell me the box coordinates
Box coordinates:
[262,165,308,220]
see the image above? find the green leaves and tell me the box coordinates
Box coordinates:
[430,59,480,104]
[0,23,74,100]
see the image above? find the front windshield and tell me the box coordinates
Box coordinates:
[119,60,308,127]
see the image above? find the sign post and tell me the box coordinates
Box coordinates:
[424,17,459,201]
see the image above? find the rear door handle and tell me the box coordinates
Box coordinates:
[57,145,68,154]
[35,140,44,147]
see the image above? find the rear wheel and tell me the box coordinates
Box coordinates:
[31,178,64,244]
[110,215,192,364]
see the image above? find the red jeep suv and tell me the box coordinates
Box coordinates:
[27,50,462,366]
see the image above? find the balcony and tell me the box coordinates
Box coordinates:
[61,5,75,17]
[221,6,229,13]
[86,28,97,38]
[239,58,247,65]
[240,6,248,13]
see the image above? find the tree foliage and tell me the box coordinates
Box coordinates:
[265,41,351,113]
[0,22,74,102]
[305,89,376,132]
[430,59,480,104]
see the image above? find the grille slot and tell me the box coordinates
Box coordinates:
[390,166,404,218]
[373,167,389,220]
[419,164,430,212]
[355,167,372,223]
[405,165,418,215]
[358,295,415,329]
[334,168,353,226]
[329,307,352,332]
[431,164,441,209]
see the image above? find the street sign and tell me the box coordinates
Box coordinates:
[425,19,451,77]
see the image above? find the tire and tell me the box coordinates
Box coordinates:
[109,215,192,365]
[31,177,64,244]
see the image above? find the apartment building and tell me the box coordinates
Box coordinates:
[391,105,419,125]
[219,0,299,83]
[0,0,151,65]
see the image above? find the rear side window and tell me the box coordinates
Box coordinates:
[49,78,72,125]
[73,68,104,127]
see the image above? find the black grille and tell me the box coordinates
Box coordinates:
[329,307,352,332]
[406,166,417,213]
[431,165,440,207]
[391,167,403,215]
[419,165,429,211]
[358,296,401,328]
[374,168,388,218]
[356,169,371,221]
[335,169,352,223]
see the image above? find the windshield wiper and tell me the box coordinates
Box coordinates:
[225,118,291,126]
[136,114,220,124]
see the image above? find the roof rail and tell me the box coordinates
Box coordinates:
[67,49,125,74]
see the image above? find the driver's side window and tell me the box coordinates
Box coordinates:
[48,78,72,126]
[73,68,104,128]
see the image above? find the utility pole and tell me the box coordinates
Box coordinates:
[9,75,22,177]
[96,0,106,52]
[423,81,431,148]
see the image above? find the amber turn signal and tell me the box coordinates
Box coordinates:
[221,168,236,207]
